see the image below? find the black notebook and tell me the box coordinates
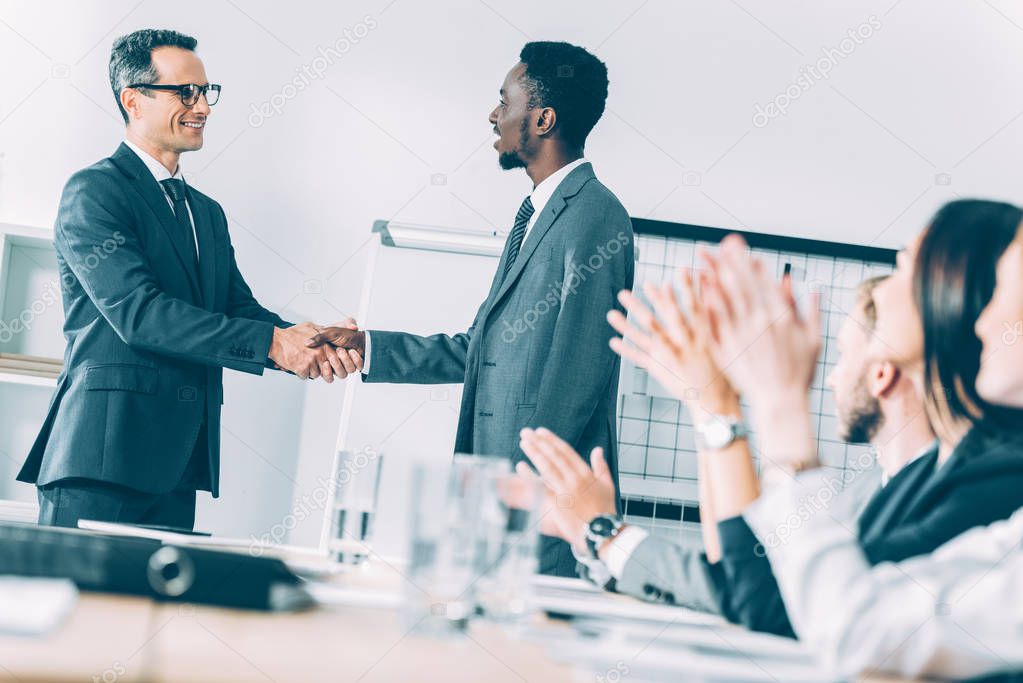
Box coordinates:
[0,522,313,611]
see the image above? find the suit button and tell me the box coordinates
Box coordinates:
[663,593,676,605]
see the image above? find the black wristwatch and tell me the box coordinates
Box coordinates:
[584,514,624,560]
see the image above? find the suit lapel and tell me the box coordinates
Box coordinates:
[861,450,936,539]
[110,144,202,299]
[490,163,595,310]
[188,187,218,310]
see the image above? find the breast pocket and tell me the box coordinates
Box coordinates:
[83,363,159,394]
[532,246,553,264]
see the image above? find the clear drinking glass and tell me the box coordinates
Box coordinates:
[474,471,543,626]
[402,454,520,636]
[327,448,384,565]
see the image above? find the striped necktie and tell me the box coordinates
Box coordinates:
[503,195,535,281]
[160,178,199,271]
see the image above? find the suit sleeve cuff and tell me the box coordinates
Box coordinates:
[238,319,274,375]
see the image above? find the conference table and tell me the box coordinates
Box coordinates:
[0,558,918,682]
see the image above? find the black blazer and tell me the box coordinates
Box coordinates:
[713,425,1023,638]
[18,143,289,497]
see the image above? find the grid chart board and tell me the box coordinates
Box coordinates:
[617,220,896,537]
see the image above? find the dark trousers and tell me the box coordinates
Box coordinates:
[37,479,197,530]
[37,419,211,531]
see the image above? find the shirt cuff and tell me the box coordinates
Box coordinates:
[362,330,372,375]
[602,525,649,580]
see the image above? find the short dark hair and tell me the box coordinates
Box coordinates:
[518,41,608,149]
[109,29,197,123]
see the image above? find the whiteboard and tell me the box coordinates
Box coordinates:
[321,234,499,561]
[618,231,893,510]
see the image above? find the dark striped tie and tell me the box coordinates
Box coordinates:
[160,178,199,271]
[503,195,534,281]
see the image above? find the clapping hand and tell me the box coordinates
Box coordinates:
[515,427,617,551]
[698,235,822,473]
[698,235,821,408]
[607,274,739,418]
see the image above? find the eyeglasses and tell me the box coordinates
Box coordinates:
[127,83,221,107]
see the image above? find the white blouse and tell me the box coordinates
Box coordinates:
[744,469,1023,680]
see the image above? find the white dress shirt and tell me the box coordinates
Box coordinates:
[745,470,1023,680]
[522,157,587,242]
[362,158,589,375]
[602,525,650,579]
[123,139,199,261]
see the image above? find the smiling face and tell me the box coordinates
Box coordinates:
[975,237,1023,407]
[488,63,534,170]
[869,233,925,371]
[124,46,209,155]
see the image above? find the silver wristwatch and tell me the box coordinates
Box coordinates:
[694,413,750,451]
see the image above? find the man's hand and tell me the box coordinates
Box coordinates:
[309,319,365,375]
[699,235,821,408]
[699,235,822,473]
[306,323,365,375]
[607,273,739,420]
[516,427,617,552]
[269,321,349,382]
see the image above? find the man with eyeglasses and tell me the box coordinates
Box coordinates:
[18,29,361,529]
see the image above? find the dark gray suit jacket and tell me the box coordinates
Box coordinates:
[18,143,289,497]
[365,163,635,574]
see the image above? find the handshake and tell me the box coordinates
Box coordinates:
[268,318,368,382]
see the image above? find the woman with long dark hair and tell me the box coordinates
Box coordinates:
[894,200,1023,448]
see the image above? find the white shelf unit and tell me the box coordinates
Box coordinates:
[0,222,62,365]
[0,222,61,515]
[0,370,56,388]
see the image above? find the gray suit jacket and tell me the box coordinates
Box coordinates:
[365,163,634,574]
[18,143,289,497]
[616,534,721,613]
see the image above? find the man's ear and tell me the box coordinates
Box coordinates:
[535,107,557,137]
[872,361,901,399]
[120,88,141,121]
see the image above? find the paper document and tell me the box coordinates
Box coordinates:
[0,577,78,636]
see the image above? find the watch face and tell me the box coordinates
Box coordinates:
[588,516,615,536]
[704,419,731,447]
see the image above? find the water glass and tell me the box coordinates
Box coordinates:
[326,448,383,564]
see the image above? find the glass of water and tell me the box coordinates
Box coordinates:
[474,470,543,626]
[327,447,383,565]
[402,454,514,636]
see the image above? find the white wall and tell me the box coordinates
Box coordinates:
[1,0,1021,541]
